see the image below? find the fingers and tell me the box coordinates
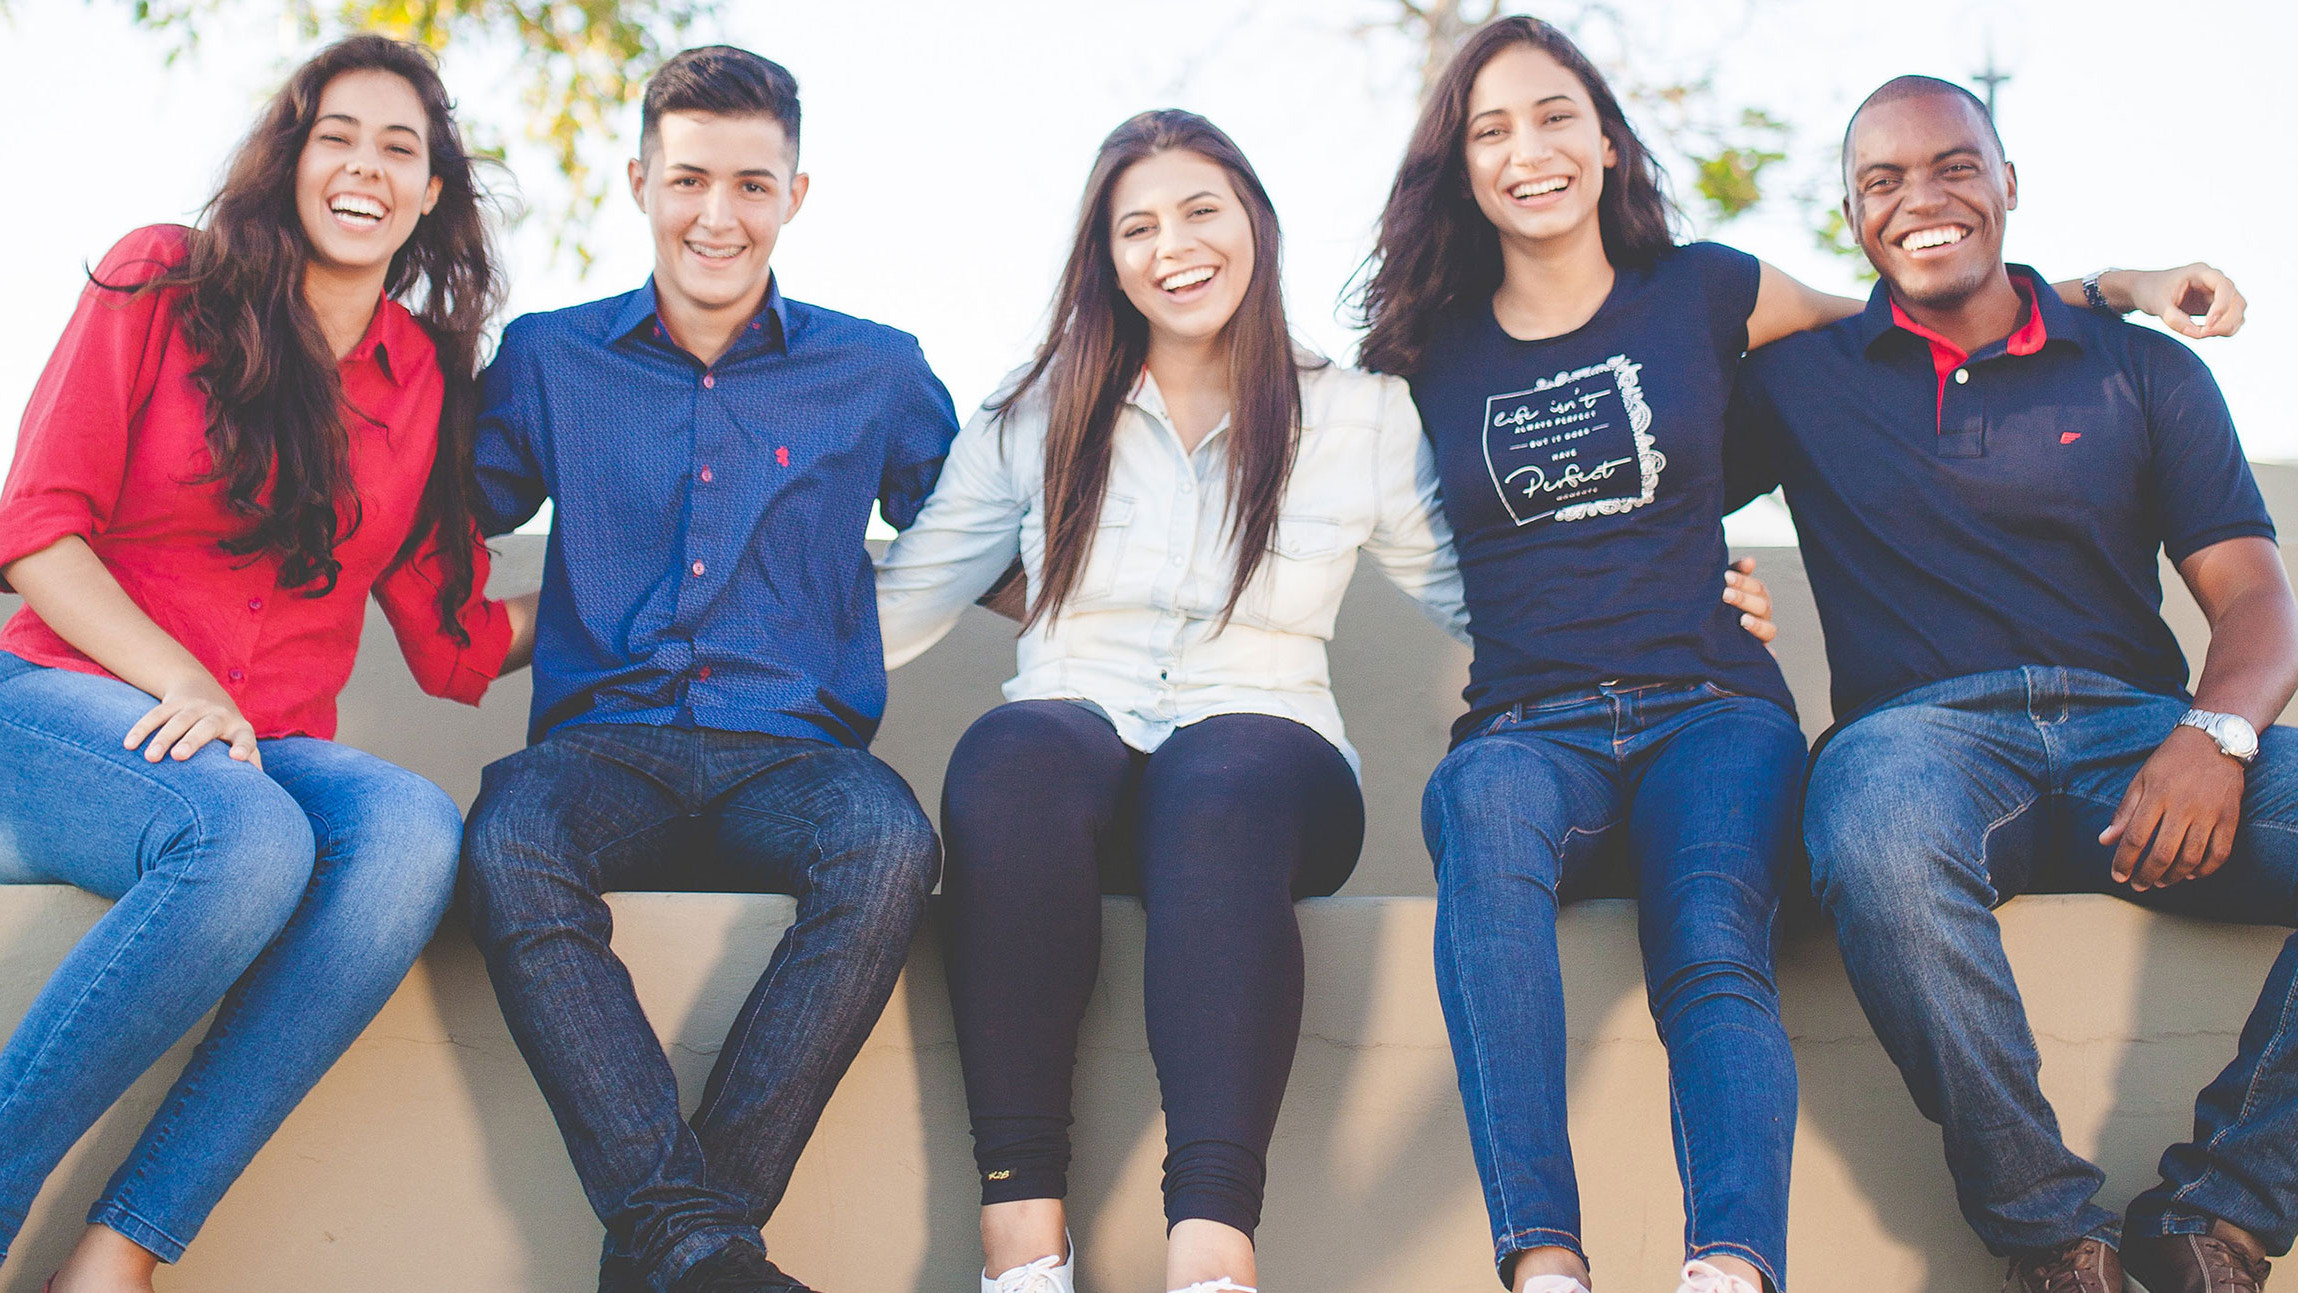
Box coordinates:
[230,726,262,767]
[123,702,172,752]
[2166,263,2245,339]
[169,714,227,762]
[2106,780,2158,884]
[2125,808,2186,891]
[142,707,202,762]
[1722,564,1777,642]
[2153,816,2215,889]
[1730,556,1757,574]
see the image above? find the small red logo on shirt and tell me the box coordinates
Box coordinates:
[775,445,790,467]
[2060,432,2082,445]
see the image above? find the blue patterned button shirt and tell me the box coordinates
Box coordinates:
[475,277,959,746]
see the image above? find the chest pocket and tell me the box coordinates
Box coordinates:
[1244,513,1348,626]
[1076,495,1136,601]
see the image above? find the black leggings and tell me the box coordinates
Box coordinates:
[940,701,1364,1236]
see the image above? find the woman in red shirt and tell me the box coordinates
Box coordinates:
[0,36,529,1291]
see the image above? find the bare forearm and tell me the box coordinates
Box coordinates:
[2190,586,2298,730]
[2,536,213,698]
[501,591,539,673]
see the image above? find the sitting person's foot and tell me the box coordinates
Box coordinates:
[2124,1220,2273,1293]
[673,1240,815,1293]
[1678,1258,1763,1293]
[2004,1237,2123,1293]
[984,1233,1075,1293]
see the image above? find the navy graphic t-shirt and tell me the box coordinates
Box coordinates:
[1410,241,1792,740]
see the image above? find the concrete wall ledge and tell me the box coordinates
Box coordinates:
[0,887,2285,1292]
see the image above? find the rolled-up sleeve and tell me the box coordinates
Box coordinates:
[373,524,513,705]
[0,231,178,589]
[876,339,961,529]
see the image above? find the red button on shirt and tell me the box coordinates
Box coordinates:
[696,665,712,680]
[691,560,706,577]
[702,374,715,389]
[0,226,512,739]
[699,466,713,484]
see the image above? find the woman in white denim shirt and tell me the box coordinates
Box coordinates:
[877,111,1767,1293]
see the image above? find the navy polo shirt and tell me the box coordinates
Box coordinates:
[1726,266,2275,721]
[475,277,959,746]
[1410,241,1795,742]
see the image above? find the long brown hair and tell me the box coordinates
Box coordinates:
[110,34,502,640]
[995,110,1305,630]
[1352,16,1677,377]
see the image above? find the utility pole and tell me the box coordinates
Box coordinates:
[1972,41,2011,118]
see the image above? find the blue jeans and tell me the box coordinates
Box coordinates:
[1806,666,2298,1258]
[460,722,937,1292]
[0,652,461,1263]
[1424,682,1805,1290]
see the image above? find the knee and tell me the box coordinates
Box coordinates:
[1422,744,1564,894]
[946,702,1116,798]
[813,775,938,912]
[169,771,317,939]
[331,771,464,934]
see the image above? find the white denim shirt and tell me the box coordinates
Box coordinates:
[877,361,1468,772]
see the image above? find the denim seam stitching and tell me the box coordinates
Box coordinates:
[2169,941,2298,1210]
[88,1198,190,1261]
[686,816,823,1132]
[0,713,213,1136]
[1439,825,1522,1244]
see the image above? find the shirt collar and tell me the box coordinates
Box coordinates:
[1859,263,2079,361]
[609,275,792,356]
[344,295,414,387]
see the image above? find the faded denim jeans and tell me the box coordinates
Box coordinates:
[1806,665,2298,1258]
[1424,681,1805,1289]
[0,652,461,1263]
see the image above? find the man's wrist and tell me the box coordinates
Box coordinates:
[2084,268,2133,316]
[2177,708,2260,766]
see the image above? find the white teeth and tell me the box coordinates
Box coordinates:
[689,243,742,260]
[1900,226,1967,251]
[330,194,384,220]
[1511,177,1568,199]
[1159,266,1215,292]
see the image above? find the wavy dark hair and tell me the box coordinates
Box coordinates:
[1353,16,1677,376]
[108,34,502,639]
[995,109,1307,629]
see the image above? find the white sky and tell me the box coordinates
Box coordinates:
[2,0,2290,548]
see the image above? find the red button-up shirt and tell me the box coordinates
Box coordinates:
[0,225,510,739]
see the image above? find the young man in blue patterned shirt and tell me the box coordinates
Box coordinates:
[459,46,959,1293]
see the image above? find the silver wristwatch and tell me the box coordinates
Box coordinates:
[2178,708,2260,766]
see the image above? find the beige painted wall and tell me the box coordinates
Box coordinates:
[0,889,2286,1292]
[0,467,2291,1289]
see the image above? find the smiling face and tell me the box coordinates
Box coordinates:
[294,68,441,281]
[1462,44,1615,251]
[1107,149,1256,351]
[1845,91,2017,310]
[630,110,808,327]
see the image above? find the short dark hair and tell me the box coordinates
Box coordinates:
[1842,74,2005,182]
[640,46,801,164]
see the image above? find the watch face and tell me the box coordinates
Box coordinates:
[2219,716,2261,758]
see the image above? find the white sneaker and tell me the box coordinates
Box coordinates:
[983,1234,1075,1293]
[1677,1260,1762,1293]
[1168,1281,1257,1293]
[1519,1277,1593,1293]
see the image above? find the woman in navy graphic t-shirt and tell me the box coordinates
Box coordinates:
[1352,17,2231,1293]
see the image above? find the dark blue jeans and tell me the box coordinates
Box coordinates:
[1806,666,2298,1259]
[1423,682,1805,1290]
[460,722,938,1291]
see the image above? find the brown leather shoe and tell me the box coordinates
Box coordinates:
[2124,1221,2273,1293]
[2005,1237,2124,1293]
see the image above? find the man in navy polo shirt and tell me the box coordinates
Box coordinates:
[457,48,958,1293]
[1728,77,2297,1293]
